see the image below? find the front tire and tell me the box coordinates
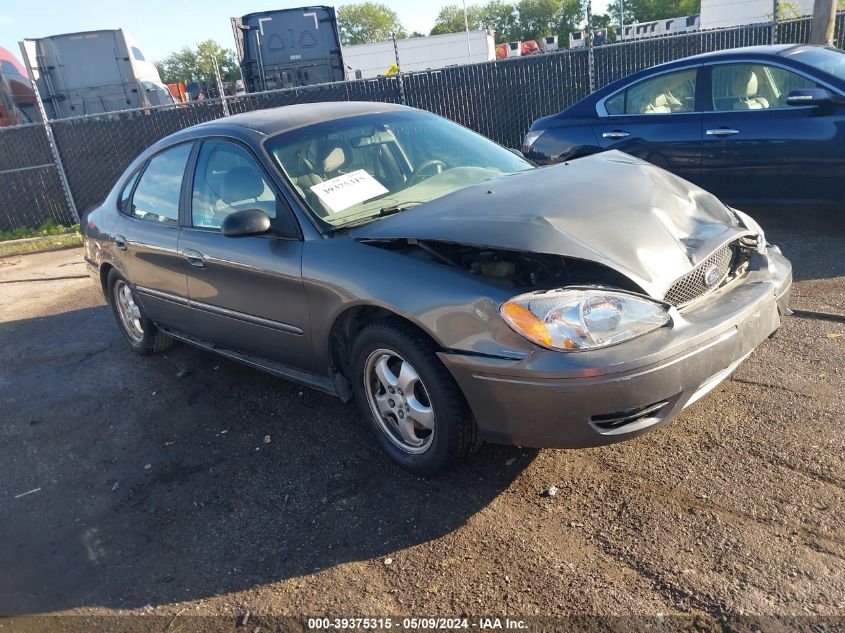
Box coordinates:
[107,269,172,355]
[352,319,480,477]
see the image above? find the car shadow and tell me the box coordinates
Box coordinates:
[0,304,535,614]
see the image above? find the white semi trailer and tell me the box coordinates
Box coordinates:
[342,30,495,80]
[20,29,172,119]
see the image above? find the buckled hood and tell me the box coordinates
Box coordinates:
[352,151,750,299]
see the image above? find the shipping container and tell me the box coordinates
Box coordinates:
[342,30,495,79]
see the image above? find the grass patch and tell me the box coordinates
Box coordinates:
[0,232,82,257]
[0,219,80,242]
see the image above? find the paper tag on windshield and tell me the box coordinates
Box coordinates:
[309,169,388,213]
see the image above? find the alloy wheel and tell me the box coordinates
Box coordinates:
[114,280,145,343]
[363,348,435,454]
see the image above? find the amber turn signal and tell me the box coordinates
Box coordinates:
[501,302,552,347]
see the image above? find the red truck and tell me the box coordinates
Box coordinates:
[0,46,39,126]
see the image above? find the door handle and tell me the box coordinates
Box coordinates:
[602,130,630,139]
[113,234,127,250]
[706,128,740,137]
[182,248,206,268]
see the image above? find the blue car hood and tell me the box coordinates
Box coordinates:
[352,151,749,299]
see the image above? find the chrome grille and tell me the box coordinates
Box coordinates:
[664,243,735,307]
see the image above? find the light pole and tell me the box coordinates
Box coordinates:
[463,0,472,62]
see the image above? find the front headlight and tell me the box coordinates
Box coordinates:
[732,208,767,252]
[500,288,671,351]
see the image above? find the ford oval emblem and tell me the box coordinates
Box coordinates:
[703,264,722,287]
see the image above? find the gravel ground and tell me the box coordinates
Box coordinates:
[0,212,843,628]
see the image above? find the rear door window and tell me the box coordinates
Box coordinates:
[605,68,697,115]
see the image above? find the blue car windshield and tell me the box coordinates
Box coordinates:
[266,110,534,228]
[787,47,845,83]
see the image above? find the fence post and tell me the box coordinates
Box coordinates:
[772,0,780,43]
[212,56,230,117]
[586,0,595,93]
[392,32,407,105]
[19,42,79,224]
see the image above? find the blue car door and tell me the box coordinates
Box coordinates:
[592,66,704,185]
[699,61,845,208]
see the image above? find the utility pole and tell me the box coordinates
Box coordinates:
[619,0,624,41]
[771,0,779,44]
[809,0,836,45]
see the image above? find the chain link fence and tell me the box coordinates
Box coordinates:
[0,13,843,231]
[0,123,70,231]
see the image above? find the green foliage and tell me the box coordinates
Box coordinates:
[0,219,79,242]
[337,3,407,45]
[606,0,701,25]
[482,0,521,41]
[431,4,487,34]
[426,0,582,44]
[154,40,240,85]
[518,0,583,42]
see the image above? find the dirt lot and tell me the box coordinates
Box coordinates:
[1,212,843,628]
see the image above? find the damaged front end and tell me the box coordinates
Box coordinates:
[357,238,641,293]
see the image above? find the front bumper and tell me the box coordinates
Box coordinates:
[439,246,792,448]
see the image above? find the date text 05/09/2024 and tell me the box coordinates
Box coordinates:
[307,617,528,630]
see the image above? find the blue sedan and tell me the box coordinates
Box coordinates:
[523,45,845,210]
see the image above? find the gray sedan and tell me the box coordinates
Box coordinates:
[82,102,792,476]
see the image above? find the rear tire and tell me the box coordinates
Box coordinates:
[351,319,480,477]
[107,269,173,355]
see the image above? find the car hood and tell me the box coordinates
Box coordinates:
[352,151,749,299]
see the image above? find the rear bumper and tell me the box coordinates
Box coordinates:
[439,246,792,448]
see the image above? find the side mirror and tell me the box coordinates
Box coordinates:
[786,88,838,107]
[221,208,272,237]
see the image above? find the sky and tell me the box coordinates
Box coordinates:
[0,0,610,64]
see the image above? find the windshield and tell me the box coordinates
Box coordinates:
[266,110,534,228]
[787,47,845,83]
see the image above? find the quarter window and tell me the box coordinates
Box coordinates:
[119,170,141,213]
[711,63,820,111]
[130,144,191,224]
[191,141,277,229]
[605,68,697,115]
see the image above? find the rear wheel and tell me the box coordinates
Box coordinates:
[107,269,172,355]
[352,319,480,477]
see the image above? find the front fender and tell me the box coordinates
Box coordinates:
[302,237,534,370]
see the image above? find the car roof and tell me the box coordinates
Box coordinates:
[678,43,805,62]
[192,101,411,136]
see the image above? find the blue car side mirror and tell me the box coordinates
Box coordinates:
[786,88,840,107]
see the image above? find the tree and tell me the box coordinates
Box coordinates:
[337,2,406,45]
[482,0,520,42]
[517,0,583,42]
[431,4,486,35]
[155,40,239,84]
[606,0,700,25]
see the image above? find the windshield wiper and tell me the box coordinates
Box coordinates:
[378,201,424,216]
[333,202,426,231]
